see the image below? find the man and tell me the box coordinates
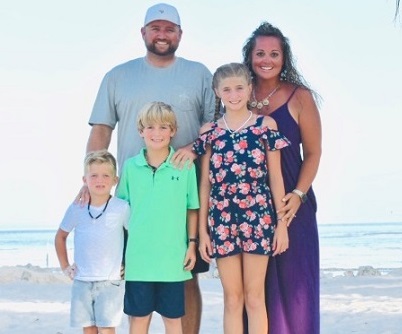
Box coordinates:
[80,3,215,333]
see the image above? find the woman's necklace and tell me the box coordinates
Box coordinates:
[250,84,281,110]
[88,195,111,222]
[222,110,253,138]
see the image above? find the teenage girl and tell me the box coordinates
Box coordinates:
[194,62,290,334]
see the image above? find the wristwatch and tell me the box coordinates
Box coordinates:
[292,189,307,203]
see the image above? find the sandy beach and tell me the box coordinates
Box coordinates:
[0,265,401,333]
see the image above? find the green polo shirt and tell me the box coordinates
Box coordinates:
[117,147,199,282]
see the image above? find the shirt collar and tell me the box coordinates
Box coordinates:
[136,146,175,168]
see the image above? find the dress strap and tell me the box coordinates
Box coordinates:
[286,87,299,104]
[255,115,265,126]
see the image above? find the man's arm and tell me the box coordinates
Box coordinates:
[86,124,113,153]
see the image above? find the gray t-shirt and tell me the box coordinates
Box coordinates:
[89,57,215,170]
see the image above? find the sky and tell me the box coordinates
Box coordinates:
[1,0,402,229]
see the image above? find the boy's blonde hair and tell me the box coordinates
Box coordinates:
[137,102,178,132]
[84,150,117,176]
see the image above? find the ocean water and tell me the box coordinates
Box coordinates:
[0,223,401,274]
[318,222,402,275]
[0,229,73,268]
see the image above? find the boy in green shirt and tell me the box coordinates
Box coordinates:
[117,101,199,334]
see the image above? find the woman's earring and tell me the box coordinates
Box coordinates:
[280,69,287,81]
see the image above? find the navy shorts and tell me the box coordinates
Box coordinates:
[192,247,209,274]
[124,281,185,319]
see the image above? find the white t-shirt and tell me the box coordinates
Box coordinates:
[59,197,130,281]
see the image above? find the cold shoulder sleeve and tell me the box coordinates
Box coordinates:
[193,121,220,155]
[192,131,210,155]
[261,127,291,151]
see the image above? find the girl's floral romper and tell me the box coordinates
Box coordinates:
[193,115,290,258]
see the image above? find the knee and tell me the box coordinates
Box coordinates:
[224,292,244,312]
[244,291,265,311]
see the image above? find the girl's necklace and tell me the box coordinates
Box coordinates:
[222,110,253,138]
[88,195,111,222]
[250,84,281,111]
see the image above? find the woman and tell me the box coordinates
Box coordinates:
[243,22,322,334]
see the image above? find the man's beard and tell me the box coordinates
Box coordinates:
[146,42,178,56]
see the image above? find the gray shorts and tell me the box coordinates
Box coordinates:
[70,280,124,328]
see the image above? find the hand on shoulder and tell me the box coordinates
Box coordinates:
[199,121,214,134]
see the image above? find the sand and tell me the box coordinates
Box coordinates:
[1,265,401,333]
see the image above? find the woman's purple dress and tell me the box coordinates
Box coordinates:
[266,90,320,334]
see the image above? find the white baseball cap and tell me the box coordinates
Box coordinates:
[144,3,181,26]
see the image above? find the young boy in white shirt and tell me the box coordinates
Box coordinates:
[55,150,130,334]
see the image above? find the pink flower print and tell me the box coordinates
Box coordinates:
[209,133,217,141]
[255,194,267,207]
[238,200,248,209]
[261,238,271,252]
[238,140,248,149]
[216,224,229,240]
[230,224,238,237]
[231,163,243,175]
[240,222,252,238]
[246,195,256,206]
[229,184,238,194]
[212,153,223,168]
[224,241,235,253]
[217,241,235,255]
[221,211,231,223]
[245,210,256,221]
[208,170,215,184]
[248,168,257,178]
[275,138,289,149]
[216,199,229,211]
[216,127,226,137]
[215,139,226,150]
[215,169,227,183]
[217,246,227,256]
[252,127,262,135]
[216,201,224,211]
[219,183,228,196]
[208,216,215,227]
[259,214,272,228]
[251,148,264,164]
[239,183,251,195]
[243,239,257,252]
[254,225,264,238]
[224,151,235,163]
[248,167,264,179]
[238,195,255,209]
[234,140,248,153]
